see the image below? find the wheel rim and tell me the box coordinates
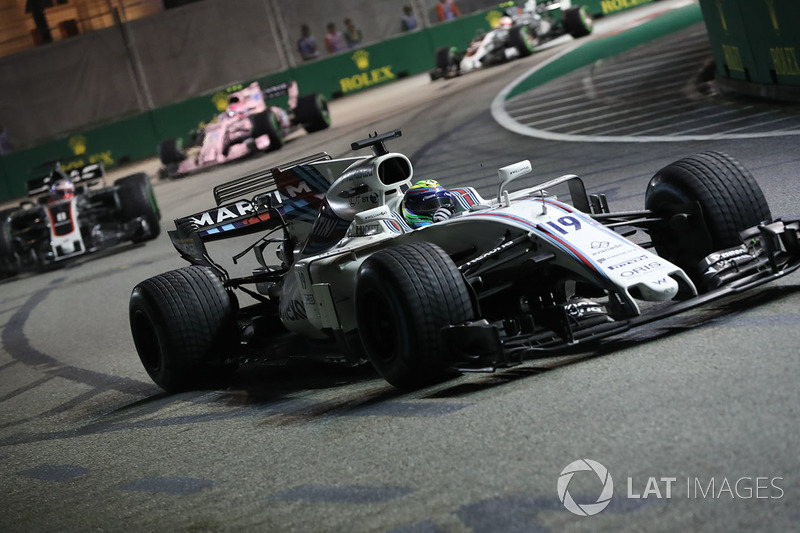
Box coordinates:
[580,8,593,31]
[524,30,536,51]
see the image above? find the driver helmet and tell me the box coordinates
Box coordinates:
[401,179,455,228]
[50,178,75,201]
[499,16,514,27]
[227,95,242,113]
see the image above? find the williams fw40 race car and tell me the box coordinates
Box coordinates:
[129,130,800,392]
[431,0,593,80]
[0,162,161,278]
[158,81,331,179]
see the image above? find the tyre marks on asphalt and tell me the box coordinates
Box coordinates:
[18,464,90,482]
[455,494,660,533]
[268,485,414,504]
[120,476,215,495]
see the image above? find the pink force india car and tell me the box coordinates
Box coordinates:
[157,81,331,179]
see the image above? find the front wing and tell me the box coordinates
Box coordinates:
[442,219,800,370]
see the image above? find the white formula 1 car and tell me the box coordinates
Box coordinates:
[129,131,800,392]
[431,0,593,79]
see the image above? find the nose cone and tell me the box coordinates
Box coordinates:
[629,275,679,302]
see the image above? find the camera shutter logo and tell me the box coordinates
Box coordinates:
[557,459,614,516]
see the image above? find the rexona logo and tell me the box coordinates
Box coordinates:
[485,9,503,28]
[339,49,395,94]
[558,459,614,516]
[64,135,114,170]
[69,135,88,156]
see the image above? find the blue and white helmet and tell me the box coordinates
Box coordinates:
[401,179,455,228]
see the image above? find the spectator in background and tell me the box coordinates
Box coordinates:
[436,0,460,21]
[343,18,362,48]
[297,24,319,61]
[401,6,418,32]
[324,22,346,54]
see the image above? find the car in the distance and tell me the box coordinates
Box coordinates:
[0,162,160,278]
[158,81,331,179]
[431,0,593,79]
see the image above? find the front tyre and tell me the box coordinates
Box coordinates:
[115,172,161,242]
[129,266,237,392]
[250,109,284,151]
[355,242,474,389]
[434,46,457,77]
[645,151,772,284]
[0,208,19,278]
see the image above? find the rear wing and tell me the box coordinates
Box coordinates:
[26,162,105,197]
[172,152,332,244]
[261,80,299,103]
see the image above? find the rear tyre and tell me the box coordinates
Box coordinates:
[355,242,474,389]
[115,172,161,242]
[294,93,331,133]
[563,5,594,38]
[645,151,771,284]
[158,138,186,165]
[509,26,537,57]
[129,266,237,392]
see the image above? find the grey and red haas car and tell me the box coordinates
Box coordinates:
[0,161,161,278]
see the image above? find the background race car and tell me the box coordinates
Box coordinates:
[0,162,161,279]
[158,81,331,179]
[431,0,593,79]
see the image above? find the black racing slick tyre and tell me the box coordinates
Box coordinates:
[129,266,237,392]
[355,242,474,389]
[434,46,457,78]
[645,151,772,282]
[509,26,536,57]
[250,109,284,151]
[0,208,19,278]
[294,93,331,133]
[562,5,593,38]
[158,138,187,165]
[115,172,161,242]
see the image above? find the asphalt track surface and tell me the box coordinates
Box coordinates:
[2,1,799,531]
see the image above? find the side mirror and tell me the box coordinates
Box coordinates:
[354,205,394,225]
[497,160,532,206]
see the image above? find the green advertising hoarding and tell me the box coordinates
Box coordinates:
[699,0,800,90]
